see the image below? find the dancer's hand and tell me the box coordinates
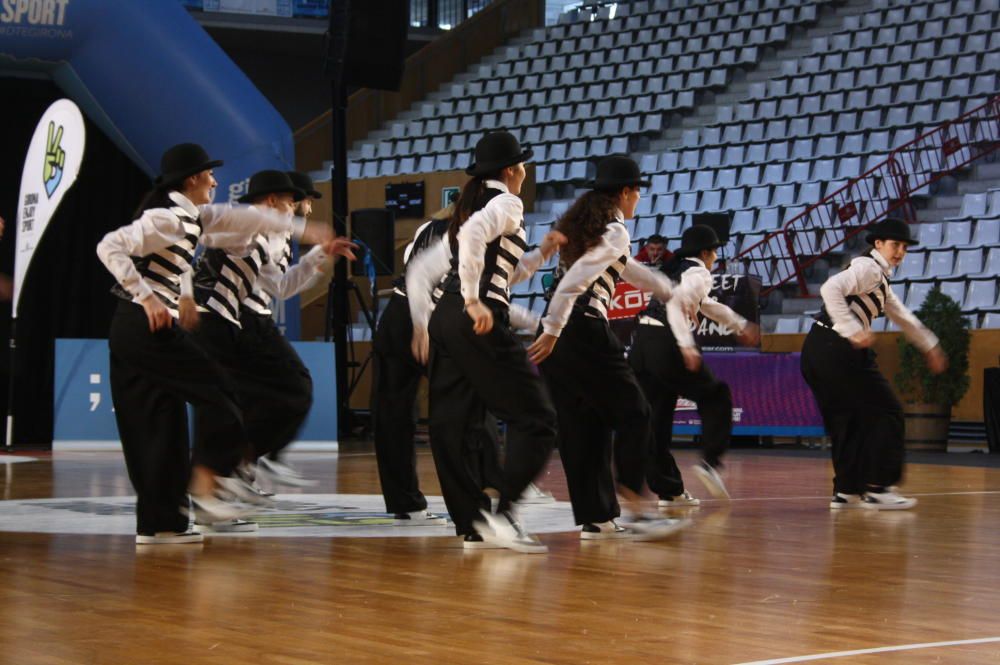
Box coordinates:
[141,294,173,332]
[465,300,493,335]
[539,230,567,261]
[925,345,948,375]
[411,327,430,365]
[178,296,200,331]
[737,322,760,346]
[527,332,558,364]
[848,330,875,349]
[681,346,701,372]
[322,237,358,261]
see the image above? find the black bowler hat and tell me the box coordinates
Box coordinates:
[865,217,919,246]
[581,154,651,190]
[675,224,724,258]
[287,171,322,199]
[466,131,533,176]
[154,143,223,187]
[238,170,306,204]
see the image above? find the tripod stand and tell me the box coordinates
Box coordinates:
[324,272,378,435]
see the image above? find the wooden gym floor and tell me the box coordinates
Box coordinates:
[1,446,999,665]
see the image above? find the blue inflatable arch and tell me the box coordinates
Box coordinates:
[0,0,294,199]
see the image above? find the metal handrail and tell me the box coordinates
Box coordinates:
[730,95,1000,297]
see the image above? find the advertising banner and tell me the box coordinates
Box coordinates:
[671,352,824,436]
[13,98,85,314]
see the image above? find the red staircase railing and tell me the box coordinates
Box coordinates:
[731,95,1000,296]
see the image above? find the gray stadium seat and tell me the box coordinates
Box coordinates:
[906,281,933,309]
[896,252,926,280]
[961,193,989,218]
[924,250,955,279]
[939,280,966,305]
[917,223,943,247]
[965,280,997,310]
[943,220,973,247]
[774,318,800,334]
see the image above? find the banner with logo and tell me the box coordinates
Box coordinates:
[13,99,85,314]
[607,272,761,350]
[696,272,761,351]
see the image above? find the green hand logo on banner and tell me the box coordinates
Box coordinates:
[43,121,66,198]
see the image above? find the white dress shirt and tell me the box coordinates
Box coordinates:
[256,235,327,303]
[820,249,938,352]
[97,191,306,306]
[405,181,544,332]
[455,179,524,304]
[666,257,748,349]
[541,211,673,338]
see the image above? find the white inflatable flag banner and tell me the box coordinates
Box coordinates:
[13,99,86,314]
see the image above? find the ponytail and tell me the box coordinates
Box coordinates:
[132,184,176,219]
[448,170,503,242]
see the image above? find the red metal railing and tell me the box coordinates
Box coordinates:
[730,95,1000,296]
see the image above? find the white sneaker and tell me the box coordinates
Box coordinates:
[257,457,317,488]
[830,493,865,509]
[863,489,917,510]
[658,490,701,507]
[474,509,548,554]
[580,520,633,540]
[194,519,259,533]
[136,530,204,545]
[187,493,251,524]
[519,482,555,504]
[620,515,692,542]
[393,510,449,526]
[215,475,273,507]
[237,462,275,497]
[691,461,730,499]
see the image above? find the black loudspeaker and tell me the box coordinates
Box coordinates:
[692,212,733,243]
[327,0,409,91]
[351,208,396,276]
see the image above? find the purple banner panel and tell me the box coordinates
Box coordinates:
[672,352,825,436]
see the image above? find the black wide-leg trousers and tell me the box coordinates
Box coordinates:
[629,323,733,499]
[801,322,905,494]
[372,294,429,514]
[108,300,245,534]
[427,294,557,536]
[193,310,312,463]
[539,312,651,526]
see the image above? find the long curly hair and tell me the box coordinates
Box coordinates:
[554,190,621,266]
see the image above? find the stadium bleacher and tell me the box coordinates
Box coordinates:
[327,0,1000,328]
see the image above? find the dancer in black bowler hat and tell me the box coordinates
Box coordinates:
[189,170,353,531]
[405,131,560,553]
[801,217,946,510]
[630,224,759,503]
[97,145,319,544]
[528,155,690,541]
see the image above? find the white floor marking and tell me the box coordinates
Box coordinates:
[733,636,1000,664]
[0,493,577,538]
[0,455,37,464]
[698,489,1000,504]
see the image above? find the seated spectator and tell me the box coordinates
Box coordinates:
[634,234,672,269]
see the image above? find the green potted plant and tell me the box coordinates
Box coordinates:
[894,287,971,451]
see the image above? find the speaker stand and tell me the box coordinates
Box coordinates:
[324,275,377,437]
[325,35,351,439]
